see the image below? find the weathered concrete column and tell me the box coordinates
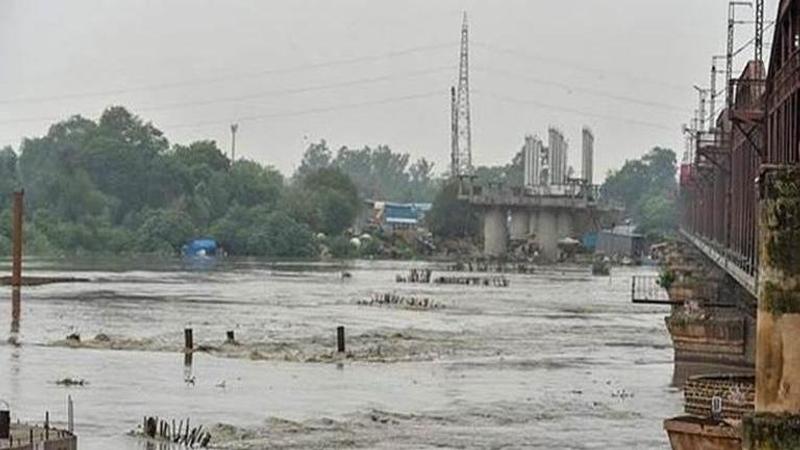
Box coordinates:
[556,209,573,239]
[483,206,507,257]
[537,208,558,261]
[528,210,539,237]
[509,209,529,240]
[743,166,800,449]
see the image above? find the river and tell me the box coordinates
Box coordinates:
[0,258,681,449]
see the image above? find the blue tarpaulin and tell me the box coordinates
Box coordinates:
[183,238,218,257]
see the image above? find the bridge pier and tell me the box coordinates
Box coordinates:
[537,209,559,261]
[509,209,529,240]
[743,167,800,449]
[556,209,573,240]
[528,211,539,237]
[482,206,507,257]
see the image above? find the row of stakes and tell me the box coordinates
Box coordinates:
[182,326,347,355]
[143,416,211,448]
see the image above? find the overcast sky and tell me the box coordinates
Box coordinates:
[0,0,777,181]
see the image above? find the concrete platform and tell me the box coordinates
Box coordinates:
[1,424,76,450]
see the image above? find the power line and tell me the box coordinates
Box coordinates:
[472,41,688,92]
[474,89,674,131]
[0,42,457,106]
[0,66,454,126]
[161,90,445,130]
[472,66,687,113]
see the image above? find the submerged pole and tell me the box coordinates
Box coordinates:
[336,326,345,353]
[11,191,22,287]
[184,328,193,352]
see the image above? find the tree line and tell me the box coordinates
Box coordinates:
[0,107,439,257]
[0,106,679,257]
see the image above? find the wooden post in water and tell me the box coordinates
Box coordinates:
[336,326,345,353]
[184,328,193,352]
[67,395,74,433]
[11,191,23,326]
[226,330,235,344]
[184,327,194,366]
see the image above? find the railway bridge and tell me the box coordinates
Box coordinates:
[653,1,800,447]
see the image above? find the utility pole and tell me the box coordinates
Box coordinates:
[727,1,753,112]
[693,85,709,132]
[230,124,238,162]
[450,86,458,178]
[710,55,727,130]
[755,0,764,61]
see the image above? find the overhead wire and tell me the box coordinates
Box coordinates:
[0,65,455,126]
[0,42,458,105]
[473,89,675,131]
[472,66,687,113]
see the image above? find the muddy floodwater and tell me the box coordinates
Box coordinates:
[0,258,681,449]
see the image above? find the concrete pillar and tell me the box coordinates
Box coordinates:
[483,206,507,257]
[556,209,573,239]
[537,209,558,261]
[528,211,539,237]
[509,209,529,240]
[743,166,800,449]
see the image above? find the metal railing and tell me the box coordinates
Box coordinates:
[631,275,672,304]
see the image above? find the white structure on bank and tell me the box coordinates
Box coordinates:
[522,135,545,187]
[548,127,568,185]
[582,127,594,185]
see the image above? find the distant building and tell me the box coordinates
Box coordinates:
[596,225,645,259]
[548,127,568,185]
[522,135,544,187]
[360,201,432,232]
[582,127,594,185]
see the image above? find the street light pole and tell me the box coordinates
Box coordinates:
[230,124,238,162]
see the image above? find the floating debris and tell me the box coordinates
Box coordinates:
[55,377,88,387]
[395,268,433,283]
[433,275,509,287]
[446,261,536,274]
[357,293,444,310]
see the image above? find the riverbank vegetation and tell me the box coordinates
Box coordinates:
[600,147,678,239]
[0,107,438,257]
[0,106,677,257]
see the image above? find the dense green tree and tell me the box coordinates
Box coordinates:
[296,141,438,202]
[295,140,332,180]
[601,147,678,237]
[227,160,284,209]
[0,107,438,257]
[427,181,479,239]
[0,146,19,210]
[136,208,196,253]
[298,167,361,235]
[173,140,230,172]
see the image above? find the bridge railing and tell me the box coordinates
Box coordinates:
[462,182,601,201]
